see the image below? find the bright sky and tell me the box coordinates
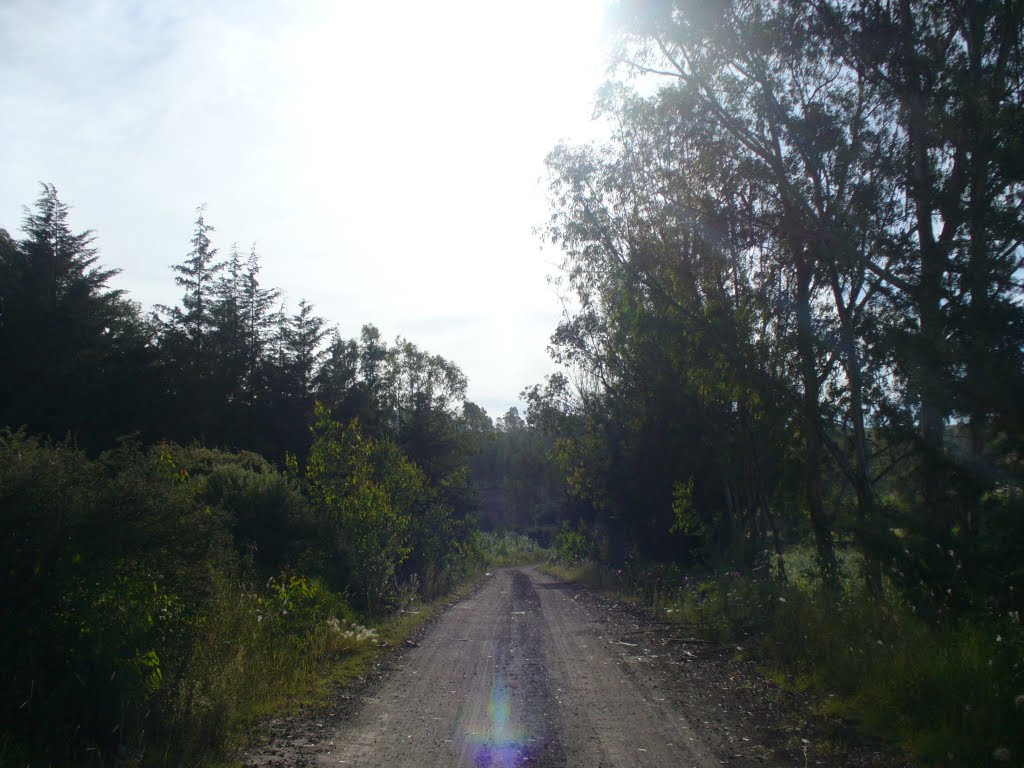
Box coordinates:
[0,0,613,418]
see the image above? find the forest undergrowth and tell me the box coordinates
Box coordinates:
[544,547,1023,768]
[0,428,492,768]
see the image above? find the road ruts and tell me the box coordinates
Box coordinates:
[246,567,754,767]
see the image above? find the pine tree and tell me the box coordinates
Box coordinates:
[282,299,327,396]
[161,206,222,357]
[0,184,153,445]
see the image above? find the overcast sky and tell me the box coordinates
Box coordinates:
[0,0,613,418]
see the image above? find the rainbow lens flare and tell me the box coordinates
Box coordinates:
[457,674,538,767]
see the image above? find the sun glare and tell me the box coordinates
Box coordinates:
[286,0,610,287]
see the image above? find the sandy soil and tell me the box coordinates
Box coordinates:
[244,566,911,767]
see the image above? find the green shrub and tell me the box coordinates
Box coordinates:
[155,570,364,764]
[0,431,231,764]
[552,522,590,564]
[0,424,485,766]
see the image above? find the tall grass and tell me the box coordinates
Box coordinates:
[153,566,485,767]
[152,572,373,764]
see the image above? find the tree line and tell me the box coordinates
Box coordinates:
[0,185,479,472]
[525,0,1023,615]
[0,184,498,765]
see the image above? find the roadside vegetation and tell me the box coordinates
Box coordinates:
[0,182,531,765]
[0,430,488,767]
[545,543,1022,766]
[3,2,1022,766]
[526,2,1024,765]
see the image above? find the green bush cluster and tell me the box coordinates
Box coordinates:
[305,404,480,612]
[552,522,591,565]
[0,423,480,766]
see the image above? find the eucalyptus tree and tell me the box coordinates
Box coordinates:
[566,0,936,587]
[545,68,850,581]
[811,0,1024,532]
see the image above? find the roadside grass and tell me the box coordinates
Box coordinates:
[540,560,606,587]
[544,551,1024,768]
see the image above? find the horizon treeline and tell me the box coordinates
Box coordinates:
[0,183,491,467]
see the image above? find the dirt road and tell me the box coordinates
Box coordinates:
[246,567,907,767]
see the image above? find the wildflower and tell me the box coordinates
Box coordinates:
[1014,694,1024,709]
[992,747,1011,763]
[778,597,786,603]
[996,635,1003,643]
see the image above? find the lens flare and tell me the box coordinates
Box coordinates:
[458,674,535,767]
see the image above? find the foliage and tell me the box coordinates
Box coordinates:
[552,522,591,565]
[0,426,484,766]
[476,530,547,567]
[305,404,412,613]
[0,430,230,764]
[532,0,1024,608]
[0,185,156,450]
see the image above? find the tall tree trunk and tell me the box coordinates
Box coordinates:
[795,257,840,590]
[962,0,998,526]
[900,0,949,534]
[830,276,883,595]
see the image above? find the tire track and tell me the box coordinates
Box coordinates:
[246,567,781,767]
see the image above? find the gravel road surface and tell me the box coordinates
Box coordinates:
[246,566,909,768]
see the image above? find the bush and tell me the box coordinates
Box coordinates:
[156,570,364,763]
[0,431,231,764]
[552,522,590,565]
[0,423,484,765]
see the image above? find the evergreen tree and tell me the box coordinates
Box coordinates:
[240,245,282,402]
[0,184,154,447]
[281,299,327,396]
[160,206,222,358]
